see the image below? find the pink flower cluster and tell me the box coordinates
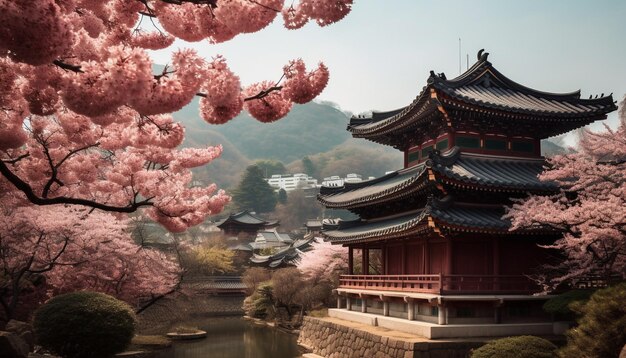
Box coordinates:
[506,99,626,289]
[0,0,352,232]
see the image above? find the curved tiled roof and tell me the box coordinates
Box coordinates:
[322,200,522,244]
[430,149,557,191]
[347,54,616,141]
[318,164,428,208]
[317,148,556,210]
[322,210,429,243]
[216,210,271,227]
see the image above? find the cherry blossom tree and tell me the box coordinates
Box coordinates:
[506,99,626,290]
[0,204,180,320]
[297,238,347,283]
[0,0,351,231]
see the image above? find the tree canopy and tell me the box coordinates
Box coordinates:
[0,0,353,231]
[231,165,277,213]
[507,98,626,289]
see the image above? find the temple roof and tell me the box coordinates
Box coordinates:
[215,210,277,228]
[249,235,316,267]
[348,51,616,146]
[318,147,556,210]
[322,197,545,244]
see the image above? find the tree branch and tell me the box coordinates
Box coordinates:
[53,60,83,73]
[0,160,154,213]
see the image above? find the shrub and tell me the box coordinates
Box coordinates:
[543,289,594,319]
[560,283,626,358]
[471,336,557,358]
[33,291,136,358]
[243,281,275,319]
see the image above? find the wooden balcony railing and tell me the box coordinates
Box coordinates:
[339,274,539,295]
[339,274,443,294]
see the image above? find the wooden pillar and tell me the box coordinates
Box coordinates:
[493,238,500,291]
[446,240,453,275]
[425,240,430,274]
[383,301,390,317]
[382,246,387,275]
[361,297,367,313]
[401,242,407,275]
[348,246,354,275]
[362,248,369,275]
[336,296,342,309]
[346,297,352,311]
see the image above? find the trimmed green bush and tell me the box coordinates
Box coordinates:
[471,336,557,358]
[560,283,626,358]
[543,289,594,319]
[33,291,136,358]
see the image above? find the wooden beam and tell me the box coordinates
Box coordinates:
[363,248,369,275]
[348,247,354,275]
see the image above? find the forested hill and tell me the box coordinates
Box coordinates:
[174,99,353,163]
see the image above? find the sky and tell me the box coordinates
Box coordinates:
[149,0,626,140]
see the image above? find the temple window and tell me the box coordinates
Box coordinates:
[511,141,534,153]
[456,136,481,149]
[484,138,507,151]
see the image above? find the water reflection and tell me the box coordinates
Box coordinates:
[154,317,301,358]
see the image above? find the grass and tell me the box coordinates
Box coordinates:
[309,308,329,318]
[172,325,202,334]
[131,335,172,348]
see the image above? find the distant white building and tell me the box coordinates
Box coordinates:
[321,173,375,187]
[266,173,318,192]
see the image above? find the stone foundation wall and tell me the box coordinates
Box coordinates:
[298,317,482,358]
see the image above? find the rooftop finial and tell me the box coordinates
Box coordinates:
[477,49,489,62]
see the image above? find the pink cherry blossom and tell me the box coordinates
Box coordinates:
[298,239,348,282]
[282,59,329,104]
[506,98,626,290]
[244,81,293,122]
[0,0,353,234]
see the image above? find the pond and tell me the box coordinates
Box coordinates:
[153,317,302,358]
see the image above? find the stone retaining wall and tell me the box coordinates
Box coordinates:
[298,317,483,358]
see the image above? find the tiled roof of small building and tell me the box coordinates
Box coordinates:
[215,210,272,227]
[318,148,556,209]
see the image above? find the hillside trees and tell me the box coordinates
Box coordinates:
[0,0,353,231]
[506,99,626,289]
[232,165,277,213]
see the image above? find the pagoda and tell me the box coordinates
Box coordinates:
[318,50,616,338]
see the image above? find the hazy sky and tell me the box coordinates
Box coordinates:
[150,0,626,136]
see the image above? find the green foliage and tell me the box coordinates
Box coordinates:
[277,188,287,204]
[471,336,557,358]
[192,245,236,275]
[255,160,287,178]
[542,289,594,318]
[243,281,275,319]
[33,291,136,358]
[560,283,626,358]
[301,156,317,177]
[231,165,277,213]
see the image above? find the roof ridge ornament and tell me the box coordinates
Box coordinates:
[426,147,461,167]
[427,194,454,210]
[477,49,489,62]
